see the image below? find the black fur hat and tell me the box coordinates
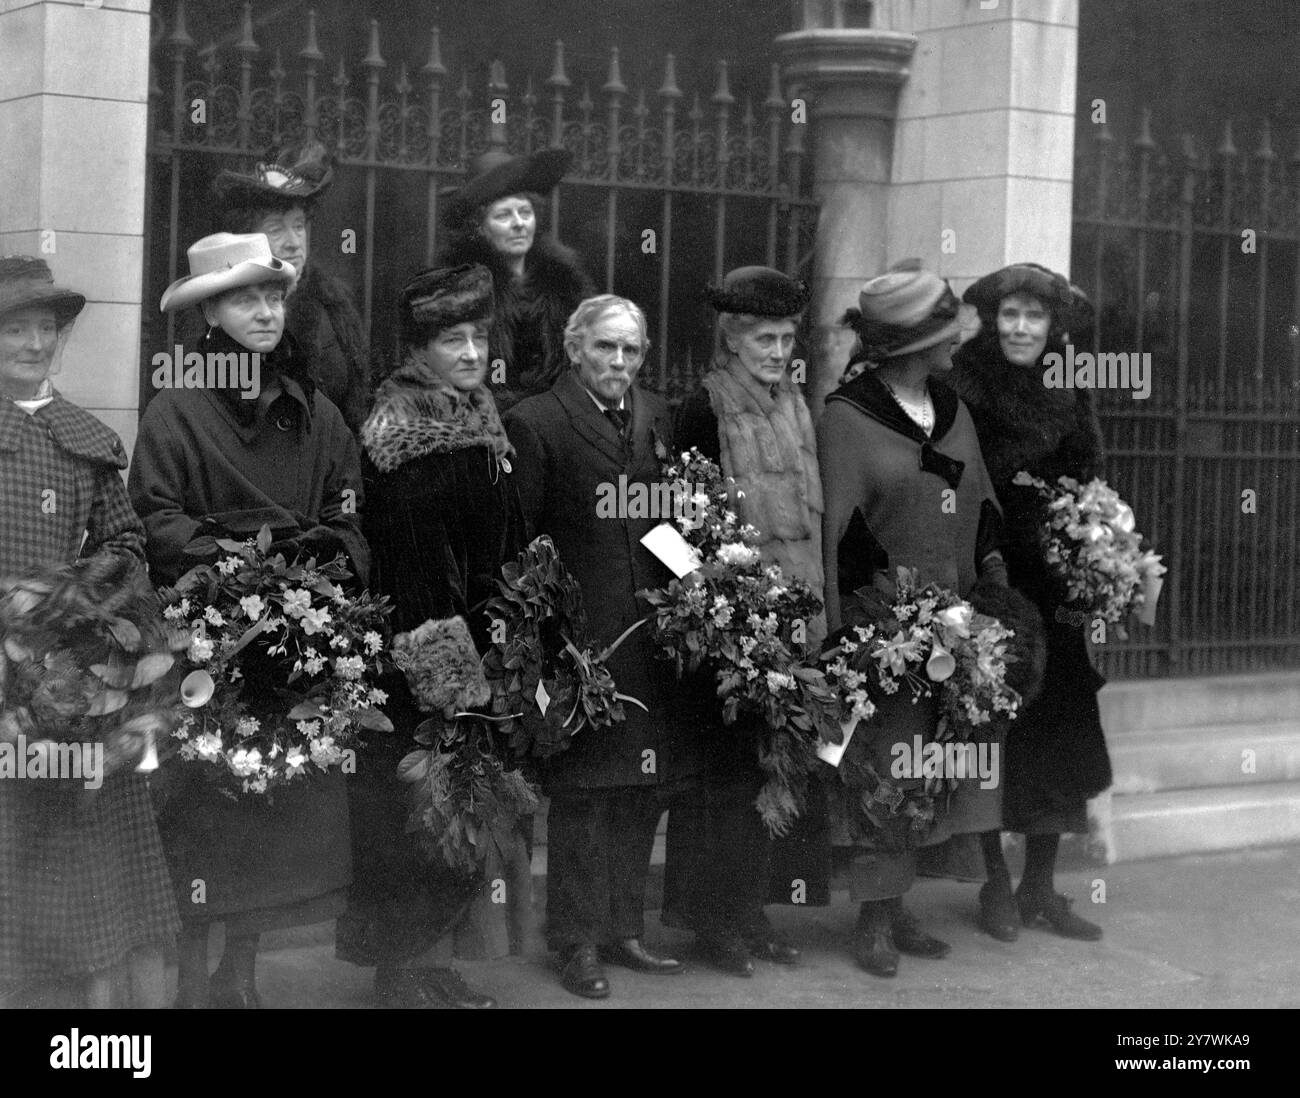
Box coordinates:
[399,263,494,344]
[705,265,810,317]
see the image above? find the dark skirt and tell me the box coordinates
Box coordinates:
[1,773,180,994]
[157,765,351,934]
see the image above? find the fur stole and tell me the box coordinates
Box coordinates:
[286,262,369,386]
[361,353,513,474]
[436,231,594,405]
[704,358,825,603]
[950,332,1105,490]
[391,615,490,714]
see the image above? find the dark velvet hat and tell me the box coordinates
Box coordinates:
[705,265,811,317]
[0,256,86,325]
[399,263,495,343]
[212,138,335,211]
[442,147,571,221]
[962,262,1074,320]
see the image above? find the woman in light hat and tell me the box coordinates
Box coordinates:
[336,263,526,1009]
[211,139,371,434]
[820,260,1026,978]
[949,262,1110,943]
[130,232,368,1008]
[0,256,179,1007]
[436,148,594,411]
[661,265,821,977]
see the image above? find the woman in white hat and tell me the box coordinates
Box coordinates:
[130,233,369,1008]
[0,256,180,1008]
[819,261,1038,978]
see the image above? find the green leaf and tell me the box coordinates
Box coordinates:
[397,750,432,784]
[256,524,274,555]
[287,701,327,721]
[356,707,394,732]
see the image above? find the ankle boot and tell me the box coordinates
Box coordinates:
[978,873,1020,942]
[853,901,899,978]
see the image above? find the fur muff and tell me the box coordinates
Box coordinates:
[436,228,593,407]
[966,579,1048,706]
[391,616,491,715]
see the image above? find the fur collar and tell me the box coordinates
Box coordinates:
[286,261,368,378]
[950,332,1103,486]
[362,353,513,474]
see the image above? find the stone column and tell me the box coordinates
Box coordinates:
[0,0,153,455]
[775,24,917,413]
[877,0,1079,295]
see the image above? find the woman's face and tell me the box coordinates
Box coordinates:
[728,318,798,386]
[0,305,60,399]
[424,321,490,392]
[996,292,1050,366]
[203,282,285,353]
[481,196,536,260]
[255,205,310,275]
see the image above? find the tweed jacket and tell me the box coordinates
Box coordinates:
[504,370,706,792]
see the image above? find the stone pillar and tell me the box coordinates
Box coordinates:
[877,0,1079,295]
[0,0,153,456]
[775,24,917,413]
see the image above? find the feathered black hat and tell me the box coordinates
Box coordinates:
[212,138,335,212]
[962,262,1074,320]
[399,263,494,344]
[705,265,810,317]
[441,147,571,225]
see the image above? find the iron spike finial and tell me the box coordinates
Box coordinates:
[300,9,323,62]
[548,40,570,88]
[170,0,194,48]
[1135,105,1155,150]
[712,59,734,106]
[237,2,257,53]
[489,59,508,93]
[1217,118,1236,158]
[604,46,626,96]
[765,62,784,110]
[1257,117,1276,162]
[423,28,446,78]
[659,53,681,100]
[363,19,385,69]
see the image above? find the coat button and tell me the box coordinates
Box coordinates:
[274,415,293,432]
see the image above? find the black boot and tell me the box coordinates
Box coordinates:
[886,898,951,959]
[853,901,899,978]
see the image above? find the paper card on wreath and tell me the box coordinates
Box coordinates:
[135,728,159,772]
[535,679,551,716]
[816,718,858,768]
[640,523,701,579]
[1137,573,1163,627]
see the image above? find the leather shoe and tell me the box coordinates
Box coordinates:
[374,966,497,1009]
[601,938,683,974]
[696,932,755,977]
[561,944,610,999]
[889,904,951,959]
[853,929,899,978]
[208,982,261,1009]
[978,878,1021,942]
[1017,888,1103,941]
[746,929,801,965]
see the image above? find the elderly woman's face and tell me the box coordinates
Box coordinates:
[996,292,1050,367]
[569,307,645,408]
[0,305,59,399]
[728,317,797,386]
[203,281,285,353]
[255,205,309,274]
[424,321,490,393]
[482,196,535,260]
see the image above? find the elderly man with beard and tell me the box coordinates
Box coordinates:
[504,295,706,999]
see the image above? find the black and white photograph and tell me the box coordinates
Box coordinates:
[0,0,1294,1065]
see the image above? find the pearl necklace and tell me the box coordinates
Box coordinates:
[883,380,934,433]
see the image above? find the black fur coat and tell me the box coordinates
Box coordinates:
[436,231,594,412]
[286,262,371,435]
[950,332,1113,829]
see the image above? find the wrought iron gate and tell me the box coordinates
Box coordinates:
[1072,109,1300,678]
[143,1,819,400]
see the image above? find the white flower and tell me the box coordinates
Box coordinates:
[194,732,223,761]
[216,556,242,576]
[203,606,226,626]
[302,649,326,675]
[239,594,266,621]
[282,588,312,618]
[163,604,186,621]
[309,735,343,768]
[715,542,759,567]
[367,687,388,706]
[363,631,383,656]
[301,606,333,635]
[765,670,796,693]
[935,603,973,638]
[334,655,365,680]
[188,636,215,663]
[296,719,322,738]
[285,746,308,772]
[228,747,262,776]
[235,716,261,738]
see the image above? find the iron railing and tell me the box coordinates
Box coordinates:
[1072,107,1300,678]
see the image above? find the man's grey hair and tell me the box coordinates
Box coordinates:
[563,294,650,358]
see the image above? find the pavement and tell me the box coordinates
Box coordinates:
[232,843,1300,1009]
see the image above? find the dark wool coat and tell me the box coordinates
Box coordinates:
[338,386,526,966]
[504,370,707,792]
[128,340,368,929]
[0,394,179,992]
[436,231,594,413]
[951,332,1112,832]
[286,262,371,435]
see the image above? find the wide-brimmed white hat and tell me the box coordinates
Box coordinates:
[160,233,295,313]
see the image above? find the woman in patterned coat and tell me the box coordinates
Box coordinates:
[0,256,179,1008]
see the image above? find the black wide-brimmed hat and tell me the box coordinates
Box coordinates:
[705,265,810,318]
[962,262,1074,320]
[399,263,495,343]
[0,256,86,326]
[442,147,571,221]
[212,138,335,211]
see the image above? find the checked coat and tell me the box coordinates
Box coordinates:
[0,392,179,997]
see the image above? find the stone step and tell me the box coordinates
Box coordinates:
[1106,781,1300,863]
[1098,671,1300,736]
[1108,720,1300,795]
